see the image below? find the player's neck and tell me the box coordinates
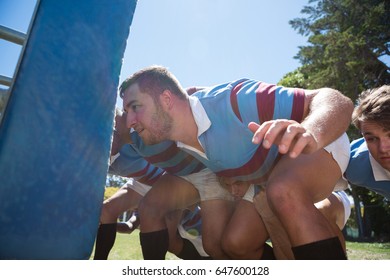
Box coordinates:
[171,101,204,152]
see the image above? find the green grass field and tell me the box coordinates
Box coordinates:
[90,230,390,260]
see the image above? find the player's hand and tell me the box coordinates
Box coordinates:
[111,110,132,155]
[186,86,205,95]
[248,120,319,158]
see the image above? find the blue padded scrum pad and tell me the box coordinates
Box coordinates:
[0,0,137,259]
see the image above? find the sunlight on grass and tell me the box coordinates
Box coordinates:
[90,230,390,260]
[90,230,179,260]
[346,242,390,260]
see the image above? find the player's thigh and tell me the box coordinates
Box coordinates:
[316,193,345,229]
[200,199,234,244]
[141,173,200,213]
[224,200,268,248]
[268,149,342,203]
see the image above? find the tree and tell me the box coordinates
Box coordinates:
[278,67,309,88]
[287,0,389,100]
[106,174,126,188]
[281,0,390,241]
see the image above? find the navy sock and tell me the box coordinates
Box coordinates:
[292,237,347,260]
[139,229,169,260]
[93,223,117,260]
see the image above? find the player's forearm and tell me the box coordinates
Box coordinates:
[302,88,353,149]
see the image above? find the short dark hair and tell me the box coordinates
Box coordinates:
[352,85,390,131]
[119,65,187,100]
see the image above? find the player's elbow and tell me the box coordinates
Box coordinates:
[321,87,354,121]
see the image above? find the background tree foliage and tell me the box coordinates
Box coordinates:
[280,0,389,100]
[279,0,390,241]
[106,174,127,188]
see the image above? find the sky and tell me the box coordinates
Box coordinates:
[0,0,310,105]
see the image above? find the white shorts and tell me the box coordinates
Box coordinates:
[241,185,261,202]
[333,190,352,228]
[124,178,151,196]
[180,168,234,201]
[323,133,350,191]
[242,185,256,202]
[125,169,233,202]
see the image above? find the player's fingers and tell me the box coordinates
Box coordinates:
[278,123,306,154]
[248,122,261,133]
[261,120,295,149]
[288,132,314,158]
[249,121,270,145]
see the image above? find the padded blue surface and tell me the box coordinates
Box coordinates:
[0,0,137,259]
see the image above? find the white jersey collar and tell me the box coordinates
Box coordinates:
[176,96,211,158]
[369,153,390,181]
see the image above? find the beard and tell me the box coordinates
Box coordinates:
[142,104,173,145]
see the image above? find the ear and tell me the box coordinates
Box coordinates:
[159,89,174,110]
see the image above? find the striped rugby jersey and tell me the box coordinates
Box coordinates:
[178,78,305,183]
[109,133,206,185]
[345,137,390,200]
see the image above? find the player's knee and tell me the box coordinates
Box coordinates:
[221,234,248,259]
[100,202,120,224]
[266,180,298,217]
[138,194,166,221]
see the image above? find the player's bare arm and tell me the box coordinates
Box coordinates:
[249,88,353,158]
